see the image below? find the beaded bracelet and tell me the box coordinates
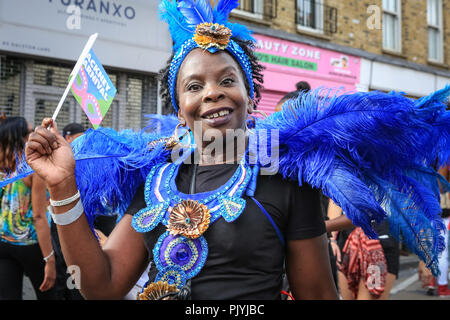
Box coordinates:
[49,190,80,207]
[43,250,54,263]
[48,198,84,226]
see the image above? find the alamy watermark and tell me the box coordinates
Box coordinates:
[66,265,81,290]
[66,5,82,30]
[366,5,382,30]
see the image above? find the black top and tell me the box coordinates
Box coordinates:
[126,163,325,300]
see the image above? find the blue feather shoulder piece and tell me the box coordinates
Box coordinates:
[252,86,450,276]
[0,126,174,233]
[71,127,172,231]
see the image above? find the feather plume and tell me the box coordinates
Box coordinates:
[143,114,179,136]
[71,127,171,231]
[225,22,255,42]
[255,87,450,275]
[177,0,213,26]
[0,125,173,234]
[365,172,445,276]
[158,0,194,51]
[213,0,239,24]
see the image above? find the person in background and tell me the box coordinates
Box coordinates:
[295,81,311,92]
[275,81,311,112]
[0,116,56,300]
[326,201,399,300]
[435,164,450,297]
[62,123,85,144]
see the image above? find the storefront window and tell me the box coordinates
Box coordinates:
[35,99,71,130]
[0,56,23,117]
[34,63,71,88]
[31,61,156,130]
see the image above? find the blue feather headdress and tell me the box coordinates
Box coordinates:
[159,0,255,112]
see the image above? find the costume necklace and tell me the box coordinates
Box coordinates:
[132,154,252,289]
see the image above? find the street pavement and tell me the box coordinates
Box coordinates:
[390,254,450,300]
[22,254,450,300]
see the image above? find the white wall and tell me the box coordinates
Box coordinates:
[0,0,172,73]
[358,58,450,97]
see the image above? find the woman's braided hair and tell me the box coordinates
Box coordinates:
[158,39,265,114]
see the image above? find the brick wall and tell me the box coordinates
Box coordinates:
[249,0,449,70]
[444,0,450,66]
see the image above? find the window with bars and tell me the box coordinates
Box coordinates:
[427,0,443,63]
[125,77,143,129]
[234,0,277,20]
[296,0,337,34]
[80,100,116,130]
[0,56,23,117]
[1,58,158,130]
[35,99,71,130]
[382,0,402,52]
[33,61,128,130]
[34,63,71,88]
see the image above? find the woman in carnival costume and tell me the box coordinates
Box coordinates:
[10,0,450,300]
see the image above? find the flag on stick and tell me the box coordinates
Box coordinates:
[71,48,117,128]
[51,33,117,129]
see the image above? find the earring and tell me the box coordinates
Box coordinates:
[172,122,192,149]
[251,109,268,119]
[245,118,256,135]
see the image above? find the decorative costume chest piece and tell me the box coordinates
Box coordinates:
[132,157,252,289]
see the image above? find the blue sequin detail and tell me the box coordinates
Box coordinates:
[218,195,247,223]
[155,265,187,289]
[153,231,208,280]
[131,201,169,233]
[135,155,252,288]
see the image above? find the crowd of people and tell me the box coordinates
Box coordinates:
[1,0,449,301]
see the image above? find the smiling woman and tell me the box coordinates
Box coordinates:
[176,49,251,156]
[11,0,450,302]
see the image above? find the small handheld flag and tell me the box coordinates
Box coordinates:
[51,33,98,123]
[71,48,117,128]
[51,33,117,129]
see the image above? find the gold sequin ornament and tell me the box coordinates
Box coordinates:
[168,200,211,239]
[137,281,179,300]
[193,23,232,50]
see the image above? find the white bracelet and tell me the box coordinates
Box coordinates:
[48,198,84,226]
[43,250,54,263]
[50,190,80,207]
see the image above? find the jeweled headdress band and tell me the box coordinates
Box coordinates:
[159,0,255,112]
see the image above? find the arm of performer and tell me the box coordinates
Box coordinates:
[27,173,56,292]
[285,186,339,299]
[325,199,354,233]
[25,118,149,299]
[286,234,339,299]
[438,165,449,193]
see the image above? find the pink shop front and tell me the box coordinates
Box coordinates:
[254,34,361,116]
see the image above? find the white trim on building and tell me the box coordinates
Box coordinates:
[358,58,449,97]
